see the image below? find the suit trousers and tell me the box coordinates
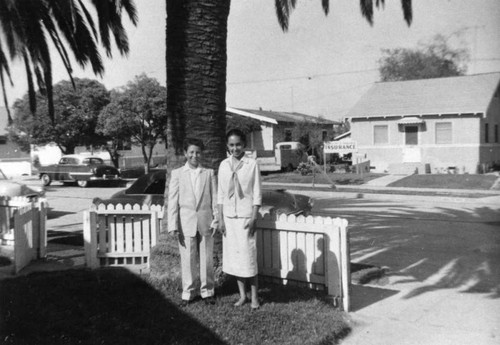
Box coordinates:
[179,232,214,300]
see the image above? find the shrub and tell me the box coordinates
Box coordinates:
[296,162,312,176]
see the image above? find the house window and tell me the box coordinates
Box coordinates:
[373,125,388,145]
[322,130,328,141]
[485,123,489,143]
[495,124,498,143]
[117,140,132,151]
[284,129,292,141]
[435,122,452,144]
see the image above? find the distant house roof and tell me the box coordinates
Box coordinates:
[334,131,351,141]
[230,108,337,125]
[347,72,500,119]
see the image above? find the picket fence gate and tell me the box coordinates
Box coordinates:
[83,203,350,310]
[83,204,163,274]
[0,196,48,274]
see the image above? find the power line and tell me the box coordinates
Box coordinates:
[228,68,378,85]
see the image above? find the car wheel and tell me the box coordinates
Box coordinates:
[77,180,88,188]
[41,174,51,186]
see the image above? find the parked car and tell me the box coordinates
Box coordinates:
[38,154,121,188]
[0,169,45,201]
[93,170,313,216]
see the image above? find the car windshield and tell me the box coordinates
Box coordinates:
[82,158,104,165]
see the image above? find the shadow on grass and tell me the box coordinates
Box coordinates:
[47,230,83,246]
[0,268,225,345]
[47,210,75,220]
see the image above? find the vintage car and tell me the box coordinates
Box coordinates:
[38,155,121,188]
[93,169,313,216]
[0,169,44,201]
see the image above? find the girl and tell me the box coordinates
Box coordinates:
[217,129,262,309]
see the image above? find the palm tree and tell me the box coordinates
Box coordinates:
[0,0,138,124]
[165,0,412,169]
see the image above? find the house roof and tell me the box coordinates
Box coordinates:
[232,108,337,125]
[347,72,500,119]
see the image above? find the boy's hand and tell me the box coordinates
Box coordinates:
[218,222,226,236]
[172,230,185,247]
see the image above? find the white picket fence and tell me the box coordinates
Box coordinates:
[83,204,163,274]
[83,204,350,310]
[257,213,350,311]
[0,196,48,274]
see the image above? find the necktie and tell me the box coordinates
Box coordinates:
[228,160,244,199]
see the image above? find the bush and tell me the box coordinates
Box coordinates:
[296,162,313,176]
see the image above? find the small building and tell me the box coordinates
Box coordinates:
[346,73,500,174]
[227,107,338,156]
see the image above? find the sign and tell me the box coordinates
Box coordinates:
[323,141,357,154]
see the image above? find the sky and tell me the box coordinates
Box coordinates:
[5,0,500,121]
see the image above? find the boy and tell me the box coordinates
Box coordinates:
[167,138,218,306]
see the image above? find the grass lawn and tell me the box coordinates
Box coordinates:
[388,174,498,190]
[262,172,386,185]
[0,233,351,345]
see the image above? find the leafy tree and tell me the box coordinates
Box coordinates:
[97,75,167,173]
[0,0,137,123]
[291,120,328,161]
[379,34,469,82]
[9,78,110,154]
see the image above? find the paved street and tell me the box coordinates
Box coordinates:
[298,189,500,345]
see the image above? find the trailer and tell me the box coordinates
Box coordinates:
[252,142,308,173]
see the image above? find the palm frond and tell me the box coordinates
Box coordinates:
[322,0,329,15]
[401,0,412,25]
[23,52,37,114]
[360,0,374,26]
[0,72,12,124]
[275,0,297,31]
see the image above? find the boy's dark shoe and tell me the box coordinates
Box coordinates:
[203,296,216,305]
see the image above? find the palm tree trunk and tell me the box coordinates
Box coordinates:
[166,0,230,170]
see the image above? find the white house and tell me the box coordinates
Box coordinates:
[346,73,500,174]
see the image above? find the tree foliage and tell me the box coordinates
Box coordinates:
[9,78,110,154]
[97,74,167,172]
[378,34,469,82]
[0,0,137,123]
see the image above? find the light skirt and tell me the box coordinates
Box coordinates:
[222,216,257,278]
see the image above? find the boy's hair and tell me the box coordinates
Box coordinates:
[225,128,246,146]
[183,137,205,151]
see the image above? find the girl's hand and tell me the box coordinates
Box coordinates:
[248,217,257,236]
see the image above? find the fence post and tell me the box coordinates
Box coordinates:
[337,218,350,312]
[38,200,48,258]
[325,219,342,305]
[83,210,98,268]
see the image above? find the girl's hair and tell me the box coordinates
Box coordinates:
[226,128,246,146]
[183,137,205,151]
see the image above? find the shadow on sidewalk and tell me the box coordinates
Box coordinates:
[349,284,399,312]
[314,197,500,300]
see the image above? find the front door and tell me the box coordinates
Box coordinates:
[403,126,421,162]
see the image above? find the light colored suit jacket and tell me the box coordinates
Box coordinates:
[167,165,218,237]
